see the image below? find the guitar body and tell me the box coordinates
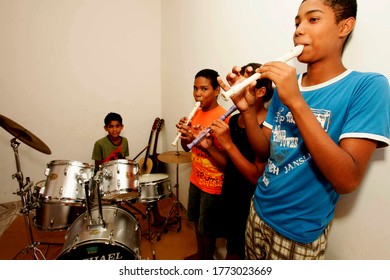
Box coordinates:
[138,157,153,174]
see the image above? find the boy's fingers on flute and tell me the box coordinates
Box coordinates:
[217,76,230,92]
[232,65,242,75]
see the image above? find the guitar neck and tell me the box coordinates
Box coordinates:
[152,119,164,157]
[141,117,160,171]
[141,131,154,171]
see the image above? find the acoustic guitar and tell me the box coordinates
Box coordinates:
[138,117,160,174]
[150,118,166,174]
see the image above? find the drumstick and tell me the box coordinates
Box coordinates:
[171,101,201,146]
[187,104,237,150]
[221,45,304,101]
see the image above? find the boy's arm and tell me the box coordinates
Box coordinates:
[217,71,271,161]
[289,99,376,194]
[260,61,378,194]
[210,118,266,183]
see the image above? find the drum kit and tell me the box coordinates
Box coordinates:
[0,114,192,260]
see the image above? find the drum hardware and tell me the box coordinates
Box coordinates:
[157,149,192,235]
[142,202,160,260]
[91,171,107,228]
[128,172,173,259]
[121,200,147,220]
[137,173,172,245]
[0,114,62,259]
[57,170,141,260]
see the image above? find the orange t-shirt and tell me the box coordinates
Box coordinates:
[189,105,230,195]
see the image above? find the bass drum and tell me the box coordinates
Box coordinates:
[57,205,141,260]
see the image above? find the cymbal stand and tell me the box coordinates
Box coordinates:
[160,151,183,235]
[10,138,61,260]
[142,201,159,260]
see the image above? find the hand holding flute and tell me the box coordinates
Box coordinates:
[187,104,237,150]
[171,101,201,146]
[220,45,304,101]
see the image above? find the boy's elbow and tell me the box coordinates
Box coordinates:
[333,178,361,194]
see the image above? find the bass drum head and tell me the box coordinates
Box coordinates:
[57,241,138,260]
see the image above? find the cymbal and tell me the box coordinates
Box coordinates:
[0,114,51,155]
[158,151,191,164]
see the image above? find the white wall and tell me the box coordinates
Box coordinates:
[161,0,390,260]
[0,0,162,202]
[0,0,389,260]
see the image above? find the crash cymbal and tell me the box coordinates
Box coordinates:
[0,114,51,155]
[157,151,191,164]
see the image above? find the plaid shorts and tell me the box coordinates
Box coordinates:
[245,198,330,260]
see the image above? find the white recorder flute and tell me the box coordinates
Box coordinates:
[171,101,201,146]
[221,45,304,101]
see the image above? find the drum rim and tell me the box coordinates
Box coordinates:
[139,173,169,182]
[101,159,138,166]
[48,159,93,168]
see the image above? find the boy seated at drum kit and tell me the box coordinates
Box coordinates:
[92,112,171,227]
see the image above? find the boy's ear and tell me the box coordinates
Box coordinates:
[215,86,221,96]
[340,17,355,38]
[256,87,267,98]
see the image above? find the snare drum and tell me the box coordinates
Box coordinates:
[33,180,86,231]
[57,205,141,260]
[42,160,94,204]
[99,159,140,201]
[139,173,172,202]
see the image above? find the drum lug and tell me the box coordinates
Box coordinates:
[64,228,71,240]
[133,165,139,175]
[103,170,112,180]
[64,166,68,176]
[71,235,80,248]
[117,179,121,188]
[44,167,50,177]
[109,230,115,245]
[49,218,55,230]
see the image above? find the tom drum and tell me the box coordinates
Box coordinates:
[139,173,172,202]
[99,159,140,201]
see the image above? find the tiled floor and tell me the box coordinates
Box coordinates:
[0,201,22,239]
